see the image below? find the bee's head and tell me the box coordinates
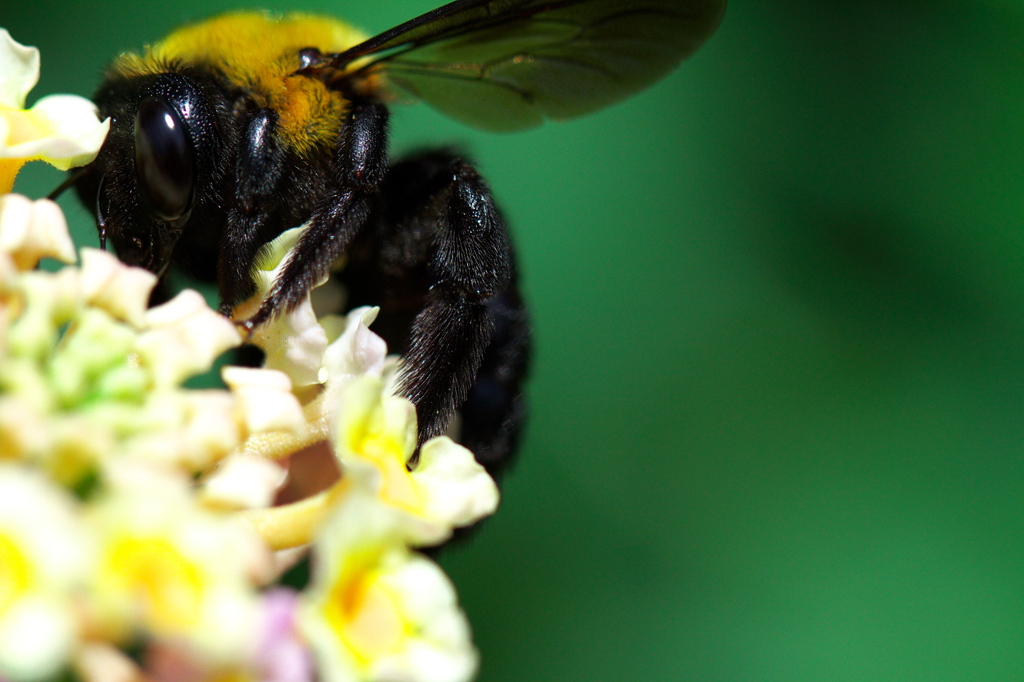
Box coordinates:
[74,71,230,277]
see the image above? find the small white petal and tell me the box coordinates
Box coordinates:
[0,194,75,270]
[200,454,287,510]
[234,225,334,388]
[253,294,329,389]
[257,225,304,272]
[222,366,306,436]
[319,307,388,429]
[322,306,386,380]
[79,248,156,327]
[158,390,245,471]
[0,29,39,109]
[416,437,500,529]
[138,290,241,386]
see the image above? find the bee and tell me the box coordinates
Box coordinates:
[65,0,726,473]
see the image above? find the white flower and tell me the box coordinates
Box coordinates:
[337,376,499,546]
[231,225,497,551]
[300,492,478,682]
[0,465,92,682]
[86,471,266,665]
[0,28,109,193]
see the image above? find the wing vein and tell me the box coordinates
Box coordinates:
[303,0,726,131]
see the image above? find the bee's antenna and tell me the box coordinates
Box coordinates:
[47,167,90,201]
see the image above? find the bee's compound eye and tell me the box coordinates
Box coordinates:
[134,96,194,222]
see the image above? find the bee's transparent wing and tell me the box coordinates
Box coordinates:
[322,0,726,131]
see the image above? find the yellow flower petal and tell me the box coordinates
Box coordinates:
[237,477,351,552]
[0,158,24,197]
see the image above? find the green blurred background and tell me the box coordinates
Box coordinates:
[7,1,1024,679]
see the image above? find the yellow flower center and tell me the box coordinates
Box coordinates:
[0,107,53,192]
[324,553,410,666]
[359,436,426,515]
[0,532,33,615]
[1,107,56,147]
[106,535,205,631]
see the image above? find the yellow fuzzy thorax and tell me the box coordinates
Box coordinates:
[111,12,369,154]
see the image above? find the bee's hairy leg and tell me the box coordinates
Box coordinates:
[458,284,530,479]
[219,108,286,312]
[244,102,388,329]
[374,154,519,463]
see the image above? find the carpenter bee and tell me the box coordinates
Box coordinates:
[66,0,726,473]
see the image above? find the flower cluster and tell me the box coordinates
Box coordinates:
[0,29,499,682]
